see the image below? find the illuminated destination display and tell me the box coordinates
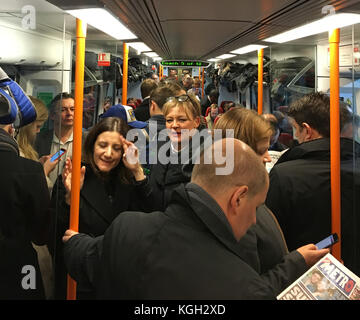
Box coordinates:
[160,60,210,68]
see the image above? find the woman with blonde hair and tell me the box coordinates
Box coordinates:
[16,96,56,299]
[214,108,272,165]
[214,107,323,293]
[17,96,48,159]
[148,92,208,211]
[17,96,58,183]
[162,93,202,151]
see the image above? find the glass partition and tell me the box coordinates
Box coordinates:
[0,0,127,300]
[0,0,70,300]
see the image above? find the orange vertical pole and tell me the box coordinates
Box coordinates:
[122,42,129,105]
[257,48,264,115]
[67,18,86,300]
[201,68,205,98]
[329,28,342,261]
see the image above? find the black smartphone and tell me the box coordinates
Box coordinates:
[315,233,339,249]
[50,148,66,162]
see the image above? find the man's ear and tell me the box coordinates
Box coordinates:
[302,122,315,141]
[150,100,158,112]
[230,185,248,210]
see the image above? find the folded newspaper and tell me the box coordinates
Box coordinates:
[277,253,360,300]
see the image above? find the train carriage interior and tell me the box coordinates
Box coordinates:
[1,0,360,301]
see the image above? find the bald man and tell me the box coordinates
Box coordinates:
[61,138,318,299]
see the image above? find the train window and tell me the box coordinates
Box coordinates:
[294,67,315,88]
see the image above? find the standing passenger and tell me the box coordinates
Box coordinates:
[148,92,206,211]
[143,82,186,170]
[62,138,328,299]
[35,93,79,192]
[17,96,59,186]
[16,96,57,299]
[0,101,50,299]
[200,89,219,116]
[265,92,360,275]
[50,117,151,299]
[213,108,326,292]
[134,78,158,122]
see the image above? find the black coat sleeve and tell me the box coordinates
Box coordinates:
[259,250,308,294]
[63,233,104,288]
[27,162,51,245]
[48,174,70,254]
[129,175,154,212]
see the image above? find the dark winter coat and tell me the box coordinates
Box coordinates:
[64,183,283,299]
[50,164,152,299]
[0,128,50,299]
[134,98,151,122]
[147,130,209,212]
[266,137,360,275]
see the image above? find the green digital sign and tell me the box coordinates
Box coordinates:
[160,60,210,68]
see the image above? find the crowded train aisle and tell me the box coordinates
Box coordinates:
[1,0,360,303]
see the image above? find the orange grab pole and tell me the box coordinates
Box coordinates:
[329,28,342,262]
[257,48,264,115]
[67,18,87,300]
[202,68,205,98]
[122,42,129,105]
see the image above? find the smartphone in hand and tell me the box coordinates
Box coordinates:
[315,233,339,249]
[50,148,67,162]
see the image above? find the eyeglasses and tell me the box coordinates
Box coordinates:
[166,94,191,103]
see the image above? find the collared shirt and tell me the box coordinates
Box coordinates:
[48,131,74,187]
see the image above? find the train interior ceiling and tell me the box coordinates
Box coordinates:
[1,0,360,130]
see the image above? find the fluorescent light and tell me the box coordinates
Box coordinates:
[208,58,220,62]
[67,8,137,40]
[128,42,152,53]
[264,13,360,43]
[144,52,159,57]
[153,57,162,61]
[231,44,268,55]
[215,54,236,60]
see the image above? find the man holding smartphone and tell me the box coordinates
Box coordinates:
[35,93,78,191]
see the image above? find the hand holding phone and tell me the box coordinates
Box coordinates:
[315,233,339,250]
[50,148,67,162]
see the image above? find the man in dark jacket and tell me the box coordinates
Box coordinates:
[63,138,327,299]
[266,92,360,275]
[0,123,50,299]
[134,78,158,122]
[35,92,77,191]
[200,89,219,116]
